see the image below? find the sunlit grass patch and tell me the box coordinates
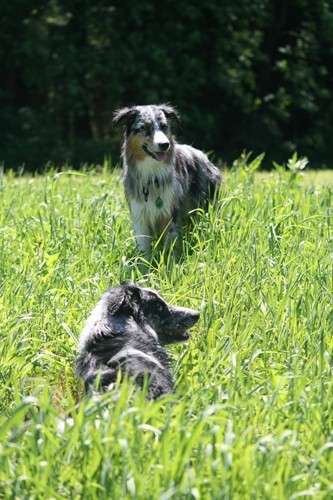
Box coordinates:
[0,161,332,498]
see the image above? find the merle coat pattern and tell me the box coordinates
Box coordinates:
[113,104,222,253]
[76,282,199,399]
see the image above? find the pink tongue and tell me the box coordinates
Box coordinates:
[154,152,167,162]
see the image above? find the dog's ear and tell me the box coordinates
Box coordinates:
[112,107,137,129]
[105,286,128,316]
[107,281,140,316]
[120,280,141,303]
[159,104,180,131]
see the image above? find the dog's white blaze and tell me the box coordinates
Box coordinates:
[110,348,164,370]
[153,130,169,149]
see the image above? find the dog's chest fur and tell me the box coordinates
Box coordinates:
[124,156,178,228]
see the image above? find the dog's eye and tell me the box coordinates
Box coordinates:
[133,124,148,134]
[134,125,145,134]
[155,303,164,313]
[140,124,152,135]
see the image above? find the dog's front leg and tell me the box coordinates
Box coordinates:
[128,200,152,253]
[132,218,152,254]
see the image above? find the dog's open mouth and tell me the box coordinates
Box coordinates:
[159,329,191,345]
[142,145,167,162]
[172,330,191,344]
[170,330,190,341]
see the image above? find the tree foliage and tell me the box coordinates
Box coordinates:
[1,0,332,170]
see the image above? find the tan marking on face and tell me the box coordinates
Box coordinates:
[127,135,146,162]
[145,119,152,128]
[160,119,168,128]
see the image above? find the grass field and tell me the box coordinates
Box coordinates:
[1,160,333,499]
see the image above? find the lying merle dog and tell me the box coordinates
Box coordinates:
[76,281,199,399]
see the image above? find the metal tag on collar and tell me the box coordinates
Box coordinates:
[155,196,163,209]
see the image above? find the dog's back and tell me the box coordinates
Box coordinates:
[173,143,221,212]
[76,342,174,399]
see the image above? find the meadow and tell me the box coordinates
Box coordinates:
[0,157,332,499]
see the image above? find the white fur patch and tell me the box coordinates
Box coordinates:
[78,301,107,351]
[153,130,169,149]
[110,348,164,370]
[135,156,172,182]
[130,188,174,225]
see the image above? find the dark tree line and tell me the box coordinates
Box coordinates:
[1,0,333,170]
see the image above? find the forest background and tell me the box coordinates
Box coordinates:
[1,0,332,171]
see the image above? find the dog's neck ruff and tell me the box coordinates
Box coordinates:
[142,176,164,208]
[127,155,173,207]
[124,152,176,211]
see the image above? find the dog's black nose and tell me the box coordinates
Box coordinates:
[158,142,170,151]
[180,309,200,328]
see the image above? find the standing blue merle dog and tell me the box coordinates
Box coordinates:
[113,104,222,254]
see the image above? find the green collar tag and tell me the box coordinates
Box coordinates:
[155,196,163,209]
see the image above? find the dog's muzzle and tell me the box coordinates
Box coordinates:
[159,307,200,344]
[142,144,168,162]
[142,131,170,162]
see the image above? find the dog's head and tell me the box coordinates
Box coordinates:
[105,281,199,344]
[113,104,180,163]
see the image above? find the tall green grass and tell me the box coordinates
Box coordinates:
[0,161,332,498]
